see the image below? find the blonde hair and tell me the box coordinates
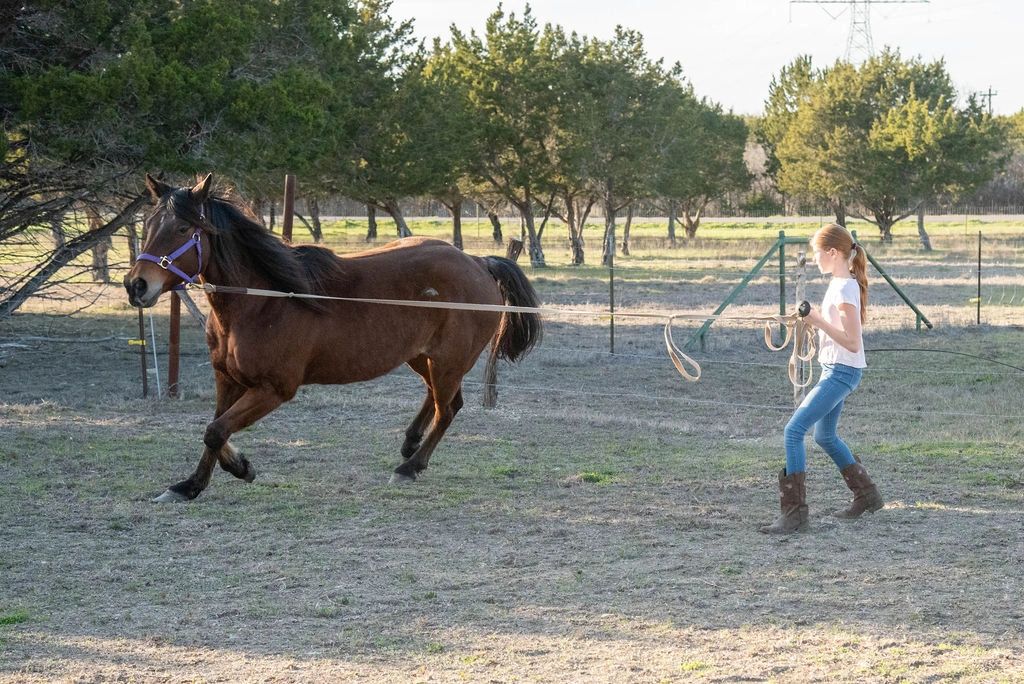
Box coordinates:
[812,223,868,323]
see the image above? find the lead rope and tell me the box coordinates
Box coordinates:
[193,282,816,388]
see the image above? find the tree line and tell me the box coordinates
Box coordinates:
[1,1,1018,316]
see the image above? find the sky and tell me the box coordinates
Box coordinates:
[388,0,1024,117]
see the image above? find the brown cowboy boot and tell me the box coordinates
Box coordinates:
[759,468,809,534]
[833,461,884,519]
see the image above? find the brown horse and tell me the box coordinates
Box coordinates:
[125,174,541,502]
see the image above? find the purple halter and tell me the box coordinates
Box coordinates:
[137,201,206,290]
[137,232,203,290]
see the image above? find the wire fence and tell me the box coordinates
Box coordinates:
[2,216,1022,418]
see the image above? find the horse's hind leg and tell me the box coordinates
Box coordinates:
[391,363,465,483]
[401,356,435,459]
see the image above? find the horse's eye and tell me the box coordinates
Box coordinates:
[177,225,190,235]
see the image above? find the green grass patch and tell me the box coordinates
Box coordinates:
[0,610,30,626]
[493,466,521,478]
[873,440,1019,469]
[579,470,616,484]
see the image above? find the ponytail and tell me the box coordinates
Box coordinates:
[849,243,868,323]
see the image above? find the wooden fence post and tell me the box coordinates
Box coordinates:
[482,238,524,408]
[168,292,181,398]
[282,174,295,242]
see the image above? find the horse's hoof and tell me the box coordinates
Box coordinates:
[152,489,189,503]
[389,473,416,485]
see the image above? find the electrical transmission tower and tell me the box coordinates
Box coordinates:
[790,1,929,62]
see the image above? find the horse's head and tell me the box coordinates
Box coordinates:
[125,173,215,307]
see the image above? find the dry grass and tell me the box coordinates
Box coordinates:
[1,231,1023,682]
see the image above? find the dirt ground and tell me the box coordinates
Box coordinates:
[1,243,1023,682]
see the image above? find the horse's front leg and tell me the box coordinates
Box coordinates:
[153,375,280,502]
[153,372,245,502]
[201,385,287,480]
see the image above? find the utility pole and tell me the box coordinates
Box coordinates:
[790,1,929,62]
[976,86,998,116]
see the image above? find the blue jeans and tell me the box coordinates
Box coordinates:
[784,363,863,475]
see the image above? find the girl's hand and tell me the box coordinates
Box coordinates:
[803,306,823,327]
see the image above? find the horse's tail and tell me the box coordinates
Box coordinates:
[483,256,543,363]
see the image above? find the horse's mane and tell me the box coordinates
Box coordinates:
[165,188,345,309]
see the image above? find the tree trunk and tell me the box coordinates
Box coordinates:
[683,209,700,240]
[86,207,110,283]
[488,212,503,244]
[384,200,413,238]
[601,201,616,267]
[91,236,111,283]
[521,202,545,267]
[127,222,139,264]
[307,197,324,243]
[253,198,265,226]
[126,220,139,264]
[878,217,895,242]
[916,204,932,251]
[621,203,633,256]
[0,194,147,319]
[566,197,584,266]
[667,202,678,248]
[366,204,378,241]
[831,199,846,227]
[50,212,65,249]
[536,193,555,244]
[269,201,276,233]
[506,238,524,262]
[449,200,463,250]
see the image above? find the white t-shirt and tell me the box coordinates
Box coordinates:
[817,277,866,368]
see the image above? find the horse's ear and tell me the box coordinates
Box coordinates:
[145,173,173,203]
[190,173,213,204]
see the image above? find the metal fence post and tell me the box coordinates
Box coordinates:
[977,231,982,325]
[794,249,807,406]
[778,230,786,316]
[608,241,615,355]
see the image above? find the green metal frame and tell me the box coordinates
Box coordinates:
[850,229,933,331]
[685,230,932,351]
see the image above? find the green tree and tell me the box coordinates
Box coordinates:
[212,0,362,241]
[449,6,560,266]
[330,0,431,238]
[422,39,483,250]
[756,54,815,198]
[543,27,598,264]
[654,98,749,240]
[2,0,256,316]
[775,50,1006,241]
[564,28,680,265]
[2,1,372,312]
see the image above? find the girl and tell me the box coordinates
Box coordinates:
[760,223,884,534]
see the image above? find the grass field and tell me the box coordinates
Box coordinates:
[1,215,1022,682]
